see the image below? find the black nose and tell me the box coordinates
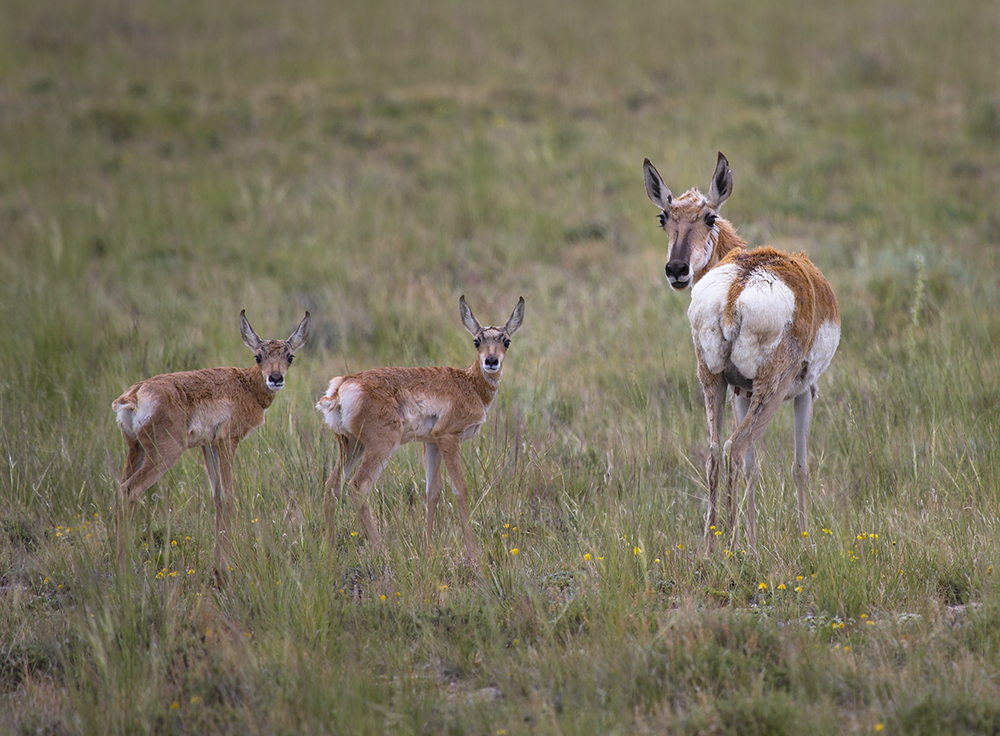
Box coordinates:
[665,261,690,280]
[485,356,499,369]
[269,374,284,385]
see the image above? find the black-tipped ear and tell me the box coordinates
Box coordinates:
[707,151,733,210]
[286,311,311,353]
[240,310,262,351]
[643,158,673,210]
[505,297,525,336]
[459,295,482,337]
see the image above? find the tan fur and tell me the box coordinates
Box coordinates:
[644,153,840,551]
[721,246,840,353]
[317,296,525,566]
[113,310,311,578]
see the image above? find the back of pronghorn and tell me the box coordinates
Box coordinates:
[643,152,840,551]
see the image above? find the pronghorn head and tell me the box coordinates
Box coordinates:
[643,151,734,291]
[240,310,312,392]
[459,295,525,380]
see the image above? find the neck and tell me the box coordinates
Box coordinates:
[692,218,746,285]
[246,365,278,410]
[467,362,501,406]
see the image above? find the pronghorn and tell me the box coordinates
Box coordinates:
[643,152,840,551]
[113,311,311,575]
[316,295,525,565]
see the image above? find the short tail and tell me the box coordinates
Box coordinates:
[316,376,345,429]
[112,386,141,437]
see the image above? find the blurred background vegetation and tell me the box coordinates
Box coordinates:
[2,0,1000,733]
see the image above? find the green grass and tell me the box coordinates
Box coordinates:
[3,0,1000,732]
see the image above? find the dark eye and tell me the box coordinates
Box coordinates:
[503,339,511,348]
[473,339,481,348]
[657,212,667,227]
[287,354,294,364]
[255,355,262,364]
[705,213,717,227]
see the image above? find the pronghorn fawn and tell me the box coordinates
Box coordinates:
[643,152,840,551]
[113,310,311,577]
[317,295,525,565]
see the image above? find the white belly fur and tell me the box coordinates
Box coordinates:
[186,400,239,445]
[399,393,455,443]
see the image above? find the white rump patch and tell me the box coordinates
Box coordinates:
[688,263,740,374]
[728,269,796,379]
[113,389,159,439]
[802,320,841,389]
[316,378,364,434]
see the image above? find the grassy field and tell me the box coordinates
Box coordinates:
[3,0,1000,732]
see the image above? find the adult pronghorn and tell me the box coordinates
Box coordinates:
[317,295,524,566]
[113,311,311,576]
[643,152,840,551]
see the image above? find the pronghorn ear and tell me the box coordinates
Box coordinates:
[505,297,525,336]
[707,151,733,210]
[286,311,311,353]
[643,158,672,210]
[240,310,262,351]
[459,295,482,337]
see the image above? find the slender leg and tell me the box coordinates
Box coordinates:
[731,391,760,551]
[325,435,362,548]
[122,432,185,502]
[732,393,759,488]
[203,441,237,578]
[345,438,396,553]
[121,441,145,485]
[726,349,801,552]
[698,367,728,552]
[423,443,444,553]
[437,435,480,566]
[116,440,145,565]
[793,387,815,536]
[116,428,184,567]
